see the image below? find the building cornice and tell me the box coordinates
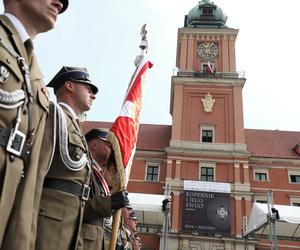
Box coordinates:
[167,140,249,158]
[178,27,239,37]
[172,75,246,87]
[249,156,300,165]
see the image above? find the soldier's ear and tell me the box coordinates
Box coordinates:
[90,140,97,150]
[64,81,74,92]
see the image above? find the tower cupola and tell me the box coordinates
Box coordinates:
[185,0,228,28]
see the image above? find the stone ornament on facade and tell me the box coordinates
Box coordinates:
[201,93,215,113]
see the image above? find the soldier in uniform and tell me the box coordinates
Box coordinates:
[0,0,68,249]
[121,208,135,250]
[128,211,141,250]
[80,128,130,250]
[35,66,98,250]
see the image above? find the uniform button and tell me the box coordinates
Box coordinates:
[40,207,45,212]
[6,58,11,64]
[9,154,15,162]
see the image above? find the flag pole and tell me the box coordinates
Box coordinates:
[108,24,148,250]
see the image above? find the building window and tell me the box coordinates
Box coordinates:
[255,173,267,181]
[290,174,300,183]
[256,200,267,204]
[289,195,300,206]
[146,164,160,182]
[254,193,267,203]
[253,168,269,182]
[202,7,214,16]
[200,165,214,181]
[201,62,215,74]
[200,125,215,143]
[202,130,213,142]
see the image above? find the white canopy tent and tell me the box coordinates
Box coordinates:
[128,193,165,225]
[244,203,300,240]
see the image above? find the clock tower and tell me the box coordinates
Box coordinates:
[167,0,252,247]
[170,0,246,146]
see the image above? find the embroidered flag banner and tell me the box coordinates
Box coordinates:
[107,55,153,190]
[107,24,152,250]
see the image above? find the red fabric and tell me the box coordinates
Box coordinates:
[110,117,136,168]
[92,165,111,195]
[206,61,213,74]
[110,59,153,168]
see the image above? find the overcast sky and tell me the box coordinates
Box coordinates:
[1,0,300,131]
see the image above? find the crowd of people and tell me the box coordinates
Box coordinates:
[0,0,141,249]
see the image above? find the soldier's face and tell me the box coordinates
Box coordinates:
[19,0,63,35]
[72,83,96,113]
[94,139,112,167]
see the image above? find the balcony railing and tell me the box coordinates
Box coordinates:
[174,70,246,79]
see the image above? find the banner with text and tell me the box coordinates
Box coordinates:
[182,180,231,235]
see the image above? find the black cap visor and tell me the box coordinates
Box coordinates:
[59,0,68,14]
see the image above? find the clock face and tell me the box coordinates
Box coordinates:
[198,42,219,59]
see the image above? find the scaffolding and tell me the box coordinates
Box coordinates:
[243,190,300,250]
[243,190,279,249]
[161,183,171,250]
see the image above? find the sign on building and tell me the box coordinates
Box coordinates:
[182,180,231,234]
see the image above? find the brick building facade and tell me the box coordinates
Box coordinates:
[83,1,300,249]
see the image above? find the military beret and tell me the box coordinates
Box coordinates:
[85,128,108,143]
[59,0,68,14]
[47,66,98,94]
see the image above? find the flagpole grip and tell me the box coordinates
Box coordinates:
[108,208,122,250]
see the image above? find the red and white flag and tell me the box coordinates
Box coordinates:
[107,55,153,189]
[206,61,213,74]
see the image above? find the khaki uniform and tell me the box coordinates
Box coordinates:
[79,166,112,250]
[118,218,133,250]
[30,102,56,249]
[0,15,51,250]
[104,224,112,250]
[35,105,90,250]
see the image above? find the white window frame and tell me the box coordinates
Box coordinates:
[288,170,300,184]
[199,162,216,181]
[200,125,215,143]
[253,168,269,182]
[289,195,300,206]
[253,193,268,203]
[145,162,160,182]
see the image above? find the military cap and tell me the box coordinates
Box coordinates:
[47,66,98,94]
[125,204,133,210]
[129,211,138,221]
[85,128,108,143]
[59,0,68,14]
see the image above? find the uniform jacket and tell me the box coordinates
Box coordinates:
[0,15,51,250]
[35,105,90,250]
[79,165,112,250]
